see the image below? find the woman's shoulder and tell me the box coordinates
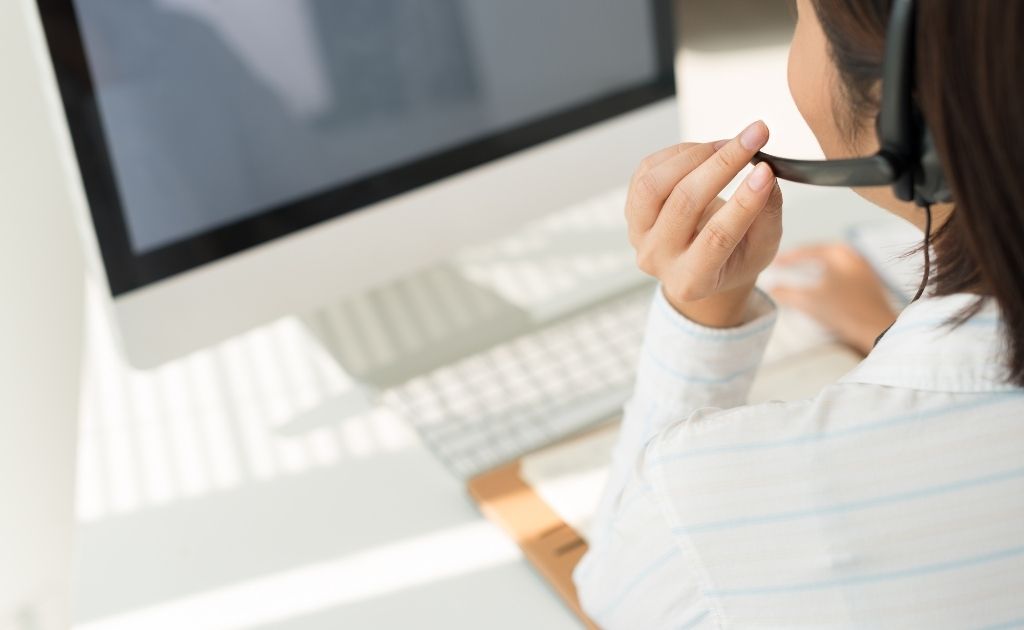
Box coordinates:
[642,383,1024,504]
[648,382,1021,458]
[643,383,1024,522]
[640,386,1024,625]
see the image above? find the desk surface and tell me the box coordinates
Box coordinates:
[72,292,582,629]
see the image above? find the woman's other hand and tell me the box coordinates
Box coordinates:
[627,121,783,328]
[770,243,898,355]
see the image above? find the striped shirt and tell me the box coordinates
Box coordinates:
[574,287,1024,629]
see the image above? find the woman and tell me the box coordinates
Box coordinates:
[575,0,1024,627]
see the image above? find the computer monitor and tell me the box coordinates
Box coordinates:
[32,0,678,367]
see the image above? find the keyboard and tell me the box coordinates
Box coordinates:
[382,286,651,478]
[382,276,849,479]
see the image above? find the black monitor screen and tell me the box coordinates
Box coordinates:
[39,0,674,294]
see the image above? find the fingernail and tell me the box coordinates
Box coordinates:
[713,139,728,151]
[746,162,773,192]
[739,121,768,151]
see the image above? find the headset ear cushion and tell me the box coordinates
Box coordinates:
[915,128,953,205]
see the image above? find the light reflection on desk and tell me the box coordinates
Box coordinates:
[76,280,417,524]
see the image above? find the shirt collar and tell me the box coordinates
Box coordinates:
[839,293,1016,393]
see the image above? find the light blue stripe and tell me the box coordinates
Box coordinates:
[977,618,1024,630]
[706,544,1024,597]
[596,548,679,619]
[672,466,1024,535]
[677,609,710,629]
[652,392,1024,466]
[646,351,759,386]
[655,292,777,342]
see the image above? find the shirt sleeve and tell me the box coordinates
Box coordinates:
[574,285,777,629]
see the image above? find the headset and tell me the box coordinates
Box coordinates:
[752,0,952,208]
[753,0,952,341]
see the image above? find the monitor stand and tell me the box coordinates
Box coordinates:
[300,261,535,391]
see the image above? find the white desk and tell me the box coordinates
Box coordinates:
[72,280,582,629]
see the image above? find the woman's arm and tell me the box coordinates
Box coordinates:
[574,122,784,627]
[575,287,777,628]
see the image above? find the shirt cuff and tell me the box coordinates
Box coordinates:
[636,285,778,406]
[652,284,776,336]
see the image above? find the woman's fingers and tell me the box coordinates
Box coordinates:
[768,243,897,355]
[687,162,777,287]
[634,141,706,177]
[652,177,721,246]
[652,121,769,238]
[743,179,785,256]
[626,122,785,307]
[626,142,718,238]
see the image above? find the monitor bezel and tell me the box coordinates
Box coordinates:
[36,0,676,296]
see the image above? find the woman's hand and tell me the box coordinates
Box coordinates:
[627,121,784,327]
[770,243,898,355]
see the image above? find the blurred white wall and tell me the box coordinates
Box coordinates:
[0,1,86,628]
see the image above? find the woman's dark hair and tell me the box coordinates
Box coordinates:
[811,0,1024,386]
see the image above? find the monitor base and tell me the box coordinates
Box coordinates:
[300,186,646,391]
